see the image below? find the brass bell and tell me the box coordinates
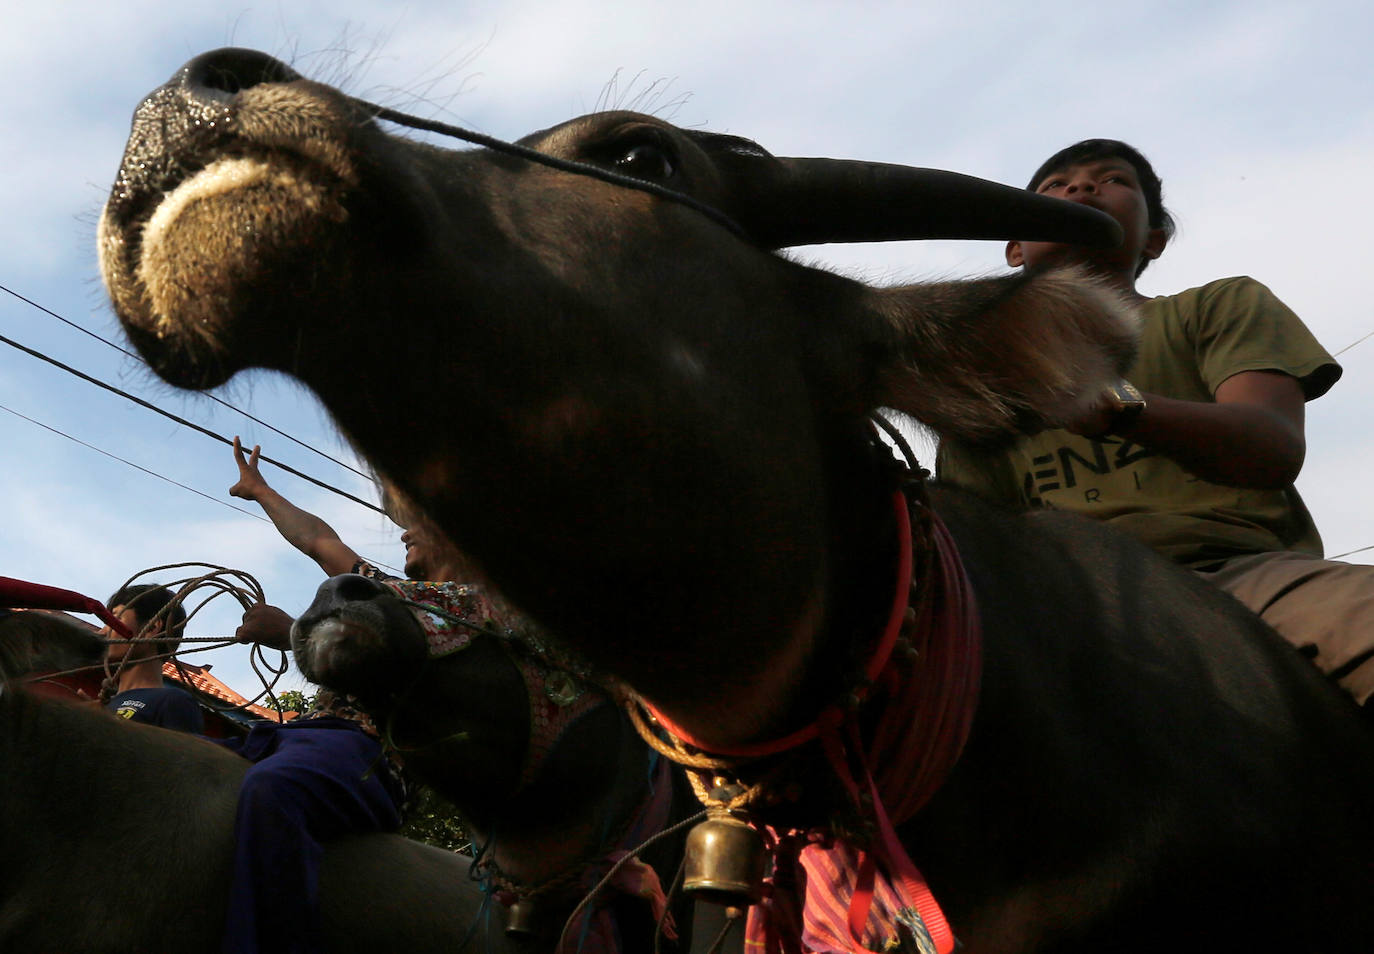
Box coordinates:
[683,810,766,907]
[503,897,546,938]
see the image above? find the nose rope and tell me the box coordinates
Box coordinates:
[385,583,603,792]
[389,587,596,682]
[345,97,751,241]
[392,596,507,642]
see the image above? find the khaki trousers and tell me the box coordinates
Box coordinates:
[1197,550,1374,705]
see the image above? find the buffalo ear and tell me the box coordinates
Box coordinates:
[721,157,1124,250]
[869,265,1139,442]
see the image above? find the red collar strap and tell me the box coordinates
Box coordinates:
[641,488,983,954]
[0,576,132,638]
[642,488,915,759]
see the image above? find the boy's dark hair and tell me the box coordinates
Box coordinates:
[1027,138,1176,275]
[107,583,187,657]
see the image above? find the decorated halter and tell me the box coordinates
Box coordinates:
[378,577,681,950]
[378,577,604,796]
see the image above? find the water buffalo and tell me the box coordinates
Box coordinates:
[291,572,720,952]
[0,595,721,953]
[0,609,104,683]
[0,616,499,953]
[100,48,1374,953]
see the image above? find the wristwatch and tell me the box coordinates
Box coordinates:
[1103,379,1146,433]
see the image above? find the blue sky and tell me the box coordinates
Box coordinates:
[2,0,1372,698]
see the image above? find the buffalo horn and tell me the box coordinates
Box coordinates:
[730,157,1124,250]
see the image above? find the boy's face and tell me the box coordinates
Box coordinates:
[1006,157,1166,277]
[103,604,159,664]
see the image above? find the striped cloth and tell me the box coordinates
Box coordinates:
[745,512,982,953]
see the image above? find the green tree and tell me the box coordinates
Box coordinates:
[272,688,315,716]
[400,784,471,853]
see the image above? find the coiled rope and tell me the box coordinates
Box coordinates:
[95,563,290,719]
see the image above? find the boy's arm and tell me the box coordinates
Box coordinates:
[1067,276,1328,491]
[1070,369,1306,489]
[229,437,362,576]
[234,602,295,651]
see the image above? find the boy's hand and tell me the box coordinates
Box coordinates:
[1064,399,1117,439]
[229,437,270,501]
[1065,381,1145,439]
[236,603,296,651]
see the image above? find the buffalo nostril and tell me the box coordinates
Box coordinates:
[178,47,301,101]
[322,573,391,604]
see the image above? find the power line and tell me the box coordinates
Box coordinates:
[0,281,371,480]
[1328,544,1374,561]
[0,402,271,523]
[1334,328,1374,358]
[0,400,407,578]
[0,327,386,515]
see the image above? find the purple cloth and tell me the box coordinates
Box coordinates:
[218,718,403,954]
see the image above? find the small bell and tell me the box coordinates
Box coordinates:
[503,897,546,938]
[683,809,766,907]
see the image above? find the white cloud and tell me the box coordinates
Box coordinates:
[5,0,1374,702]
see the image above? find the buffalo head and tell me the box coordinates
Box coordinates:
[101,48,1136,744]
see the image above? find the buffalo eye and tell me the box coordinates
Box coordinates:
[614,143,675,181]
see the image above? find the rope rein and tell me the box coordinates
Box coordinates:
[348,97,752,241]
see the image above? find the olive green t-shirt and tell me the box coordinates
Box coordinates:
[936,276,1342,568]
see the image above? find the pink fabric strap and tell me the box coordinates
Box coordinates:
[0,575,132,638]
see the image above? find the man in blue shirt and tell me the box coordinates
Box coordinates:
[103,583,204,734]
